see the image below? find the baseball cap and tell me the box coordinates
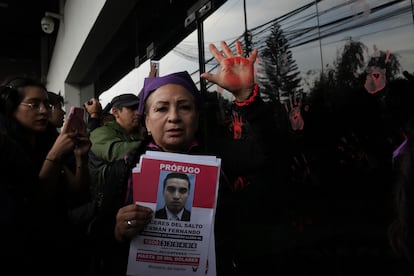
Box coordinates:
[111,93,140,108]
[102,93,140,114]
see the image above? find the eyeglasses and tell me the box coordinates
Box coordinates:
[166,186,188,194]
[20,102,53,112]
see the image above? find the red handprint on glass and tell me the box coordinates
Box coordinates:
[285,95,304,131]
[231,111,243,140]
[364,49,390,94]
[364,66,386,94]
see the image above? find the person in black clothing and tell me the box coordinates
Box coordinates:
[113,40,290,276]
[0,77,91,276]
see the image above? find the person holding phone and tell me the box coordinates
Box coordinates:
[0,76,92,275]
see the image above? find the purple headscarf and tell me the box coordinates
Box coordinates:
[138,71,204,116]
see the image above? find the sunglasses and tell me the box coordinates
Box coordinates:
[20,101,53,112]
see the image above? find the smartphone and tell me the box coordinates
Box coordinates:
[66,106,86,133]
[150,60,159,77]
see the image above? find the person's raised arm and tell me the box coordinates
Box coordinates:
[84,98,103,132]
[200,40,258,102]
[84,98,102,119]
[39,124,77,198]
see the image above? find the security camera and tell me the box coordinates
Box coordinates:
[41,16,55,34]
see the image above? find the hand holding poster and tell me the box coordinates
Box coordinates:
[127,151,221,276]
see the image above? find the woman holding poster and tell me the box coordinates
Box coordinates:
[113,40,289,276]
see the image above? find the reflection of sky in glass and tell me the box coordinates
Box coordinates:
[100,0,414,106]
[318,0,413,77]
[99,0,306,105]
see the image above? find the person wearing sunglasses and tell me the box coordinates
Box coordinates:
[155,172,192,221]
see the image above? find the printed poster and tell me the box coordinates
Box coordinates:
[127,151,221,276]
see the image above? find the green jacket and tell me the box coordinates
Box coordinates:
[87,120,143,242]
[90,120,142,162]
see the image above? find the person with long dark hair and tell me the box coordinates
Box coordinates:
[0,77,91,275]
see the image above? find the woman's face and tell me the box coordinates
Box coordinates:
[14,85,50,132]
[145,84,199,152]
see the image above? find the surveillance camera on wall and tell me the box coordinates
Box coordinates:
[41,16,55,34]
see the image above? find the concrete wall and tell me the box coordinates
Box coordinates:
[45,0,106,110]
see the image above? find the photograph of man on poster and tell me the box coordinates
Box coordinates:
[155,172,193,221]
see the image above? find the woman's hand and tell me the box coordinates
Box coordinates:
[114,204,153,242]
[58,108,91,157]
[46,131,77,161]
[200,40,258,101]
[73,132,91,157]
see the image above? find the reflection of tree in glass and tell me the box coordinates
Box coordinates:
[305,39,412,167]
[336,132,370,170]
[334,39,367,89]
[257,22,302,104]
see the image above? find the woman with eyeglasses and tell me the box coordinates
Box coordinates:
[0,76,92,275]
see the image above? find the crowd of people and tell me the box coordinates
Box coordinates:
[1,40,413,276]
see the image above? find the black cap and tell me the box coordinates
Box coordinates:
[111,94,140,107]
[102,93,140,114]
